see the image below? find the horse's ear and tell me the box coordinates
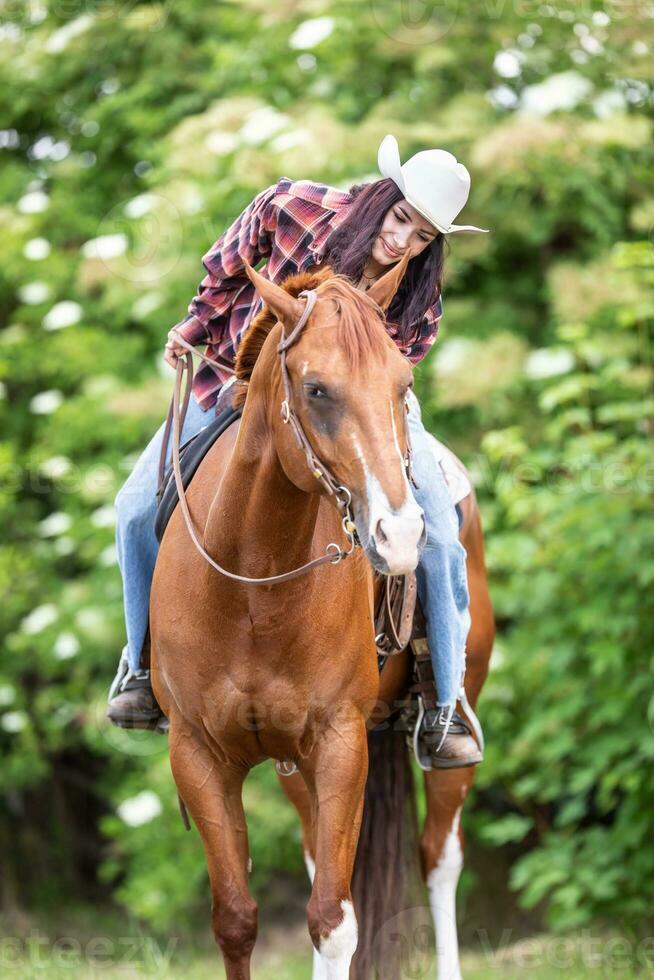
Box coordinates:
[364,249,411,312]
[243,261,304,335]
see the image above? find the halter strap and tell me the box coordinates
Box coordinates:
[159,286,415,585]
[159,289,356,586]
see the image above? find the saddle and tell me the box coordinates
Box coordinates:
[154,383,242,543]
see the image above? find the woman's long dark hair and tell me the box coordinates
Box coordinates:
[321,177,448,336]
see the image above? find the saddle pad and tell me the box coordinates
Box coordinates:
[425,432,472,507]
[154,404,242,543]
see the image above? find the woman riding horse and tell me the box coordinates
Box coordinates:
[108,133,489,767]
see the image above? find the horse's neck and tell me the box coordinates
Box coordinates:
[204,398,320,581]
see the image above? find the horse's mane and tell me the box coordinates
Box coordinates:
[233,264,390,408]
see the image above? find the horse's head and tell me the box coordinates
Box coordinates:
[239,255,426,576]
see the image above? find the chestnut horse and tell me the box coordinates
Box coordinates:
[281,480,493,980]
[150,253,493,980]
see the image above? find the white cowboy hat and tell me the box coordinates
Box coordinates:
[377,133,489,235]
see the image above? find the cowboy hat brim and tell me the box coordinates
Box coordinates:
[403,193,489,234]
[377,134,406,194]
[377,134,490,235]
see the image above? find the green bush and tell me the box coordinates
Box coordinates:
[1,0,652,936]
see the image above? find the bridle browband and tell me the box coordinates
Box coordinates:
[162,288,415,586]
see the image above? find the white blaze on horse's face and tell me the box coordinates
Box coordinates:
[350,406,425,577]
[281,286,426,574]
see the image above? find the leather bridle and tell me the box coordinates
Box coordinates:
[161,288,416,586]
[162,289,360,585]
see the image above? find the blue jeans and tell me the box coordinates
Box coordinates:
[114,390,470,709]
[406,389,471,709]
[115,395,213,672]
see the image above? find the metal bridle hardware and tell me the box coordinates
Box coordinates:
[164,288,360,586]
[275,289,360,555]
[163,287,415,585]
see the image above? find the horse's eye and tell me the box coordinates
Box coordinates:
[304,384,328,400]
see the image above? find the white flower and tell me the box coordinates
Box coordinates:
[45,13,94,54]
[30,136,70,162]
[38,512,73,537]
[240,106,290,146]
[21,603,58,634]
[288,16,334,50]
[17,190,49,214]
[83,375,117,398]
[493,49,524,79]
[486,85,519,110]
[99,544,117,567]
[204,131,240,156]
[519,71,593,116]
[117,791,162,827]
[131,292,163,320]
[1,711,28,733]
[30,390,63,414]
[436,338,473,376]
[524,348,575,379]
[43,301,82,331]
[124,193,156,219]
[75,607,104,632]
[99,77,120,96]
[19,281,51,304]
[580,34,603,56]
[592,11,610,26]
[593,88,627,119]
[270,129,312,152]
[90,504,115,528]
[54,537,75,556]
[54,632,80,660]
[24,237,51,261]
[39,456,72,479]
[29,3,46,24]
[178,185,204,215]
[80,234,128,260]
[0,685,16,706]
[0,25,21,43]
[296,53,317,72]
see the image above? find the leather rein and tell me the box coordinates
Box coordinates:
[159,288,366,586]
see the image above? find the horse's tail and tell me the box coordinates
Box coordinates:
[351,725,420,980]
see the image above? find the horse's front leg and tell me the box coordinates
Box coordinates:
[301,708,368,980]
[169,726,256,980]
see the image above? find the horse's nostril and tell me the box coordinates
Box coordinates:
[375,519,388,546]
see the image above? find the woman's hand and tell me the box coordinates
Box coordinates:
[164,329,188,369]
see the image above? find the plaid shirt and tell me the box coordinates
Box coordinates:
[173,175,443,411]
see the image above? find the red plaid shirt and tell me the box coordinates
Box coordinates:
[174,175,443,411]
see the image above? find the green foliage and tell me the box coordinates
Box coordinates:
[1,0,652,938]
[468,243,654,930]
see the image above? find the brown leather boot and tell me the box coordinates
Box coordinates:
[107,650,167,731]
[417,705,483,769]
[409,633,484,770]
[107,676,164,730]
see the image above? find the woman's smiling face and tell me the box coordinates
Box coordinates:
[372,198,440,266]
